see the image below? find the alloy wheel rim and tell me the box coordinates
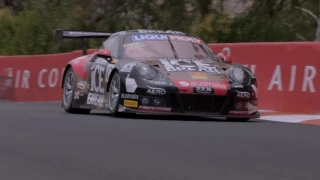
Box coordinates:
[63,71,74,106]
[109,74,120,110]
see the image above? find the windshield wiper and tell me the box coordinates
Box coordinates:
[167,38,178,59]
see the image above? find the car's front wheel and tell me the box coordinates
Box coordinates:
[62,68,91,114]
[108,71,122,116]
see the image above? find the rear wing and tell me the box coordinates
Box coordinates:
[55,29,113,55]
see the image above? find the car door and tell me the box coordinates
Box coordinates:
[86,36,120,109]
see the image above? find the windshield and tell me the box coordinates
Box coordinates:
[123,34,218,61]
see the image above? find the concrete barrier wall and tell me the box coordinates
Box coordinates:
[1,43,319,113]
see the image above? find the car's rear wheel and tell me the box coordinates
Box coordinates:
[62,68,91,114]
[108,71,122,116]
[226,118,250,122]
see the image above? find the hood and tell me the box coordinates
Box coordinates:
[141,58,233,96]
[143,58,232,82]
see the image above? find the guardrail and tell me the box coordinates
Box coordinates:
[0,42,319,113]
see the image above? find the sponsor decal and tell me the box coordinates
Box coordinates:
[178,81,227,89]
[146,86,166,95]
[236,91,250,99]
[169,35,203,44]
[121,93,139,100]
[124,100,138,108]
[189,72,207,79]
[138,106,172,112]
[105,64,115,80]
[74,91,80,99]
[179,81,189,87]
[90,64,105,93]
[193,87,213,94]
[126,78,138,93]
[87,93,104,107]
[132,34,168,41]
[77,81,87,90]
[120,62,136,72]
[159,58,221,73]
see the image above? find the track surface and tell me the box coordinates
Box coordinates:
[0,102,319,180]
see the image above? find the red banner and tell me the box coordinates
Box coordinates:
[209,42,320,113]
[0,43,320,113]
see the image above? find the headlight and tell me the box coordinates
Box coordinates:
[230,67,251,85]
[136,63,157,80]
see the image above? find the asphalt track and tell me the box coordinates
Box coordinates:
[0,102,319,180]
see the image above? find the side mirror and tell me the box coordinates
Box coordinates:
[95,49,112,61]
[217,47,232,64]
[218,55,232,64]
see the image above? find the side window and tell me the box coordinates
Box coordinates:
[102,36,120,58]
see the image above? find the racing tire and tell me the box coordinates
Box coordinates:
[108,71,123,117]
[62,68,91,114]
[226,118,250,122]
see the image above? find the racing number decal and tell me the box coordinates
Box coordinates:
[89,63,115,93]
[87,62,115,108]
[87,64,105,107]
[90,64,105,93]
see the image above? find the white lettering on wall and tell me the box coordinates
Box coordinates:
[302,66,316,92]
[4,67,67,89]
[289,65,296,91]
[8,69,30,89]
[268,65,282,91]
[21,70,30,89]
[48,68,59,88]
[38,69,48,88]
[37,68,64,88]
[15,70,21,88]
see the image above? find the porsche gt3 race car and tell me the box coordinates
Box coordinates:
[57,29,259,121]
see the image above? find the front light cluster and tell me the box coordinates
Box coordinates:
[230,67,251,85]
[136,63,157,80]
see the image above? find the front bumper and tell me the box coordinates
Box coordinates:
[119,90,259,119]
[118,104,260,119]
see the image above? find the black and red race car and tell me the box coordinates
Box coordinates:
[57,29,259,121]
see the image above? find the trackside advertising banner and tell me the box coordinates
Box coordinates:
[209,42,320,113]
[0,50,88,102]
[0,43,319,113]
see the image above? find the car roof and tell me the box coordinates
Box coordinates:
[112,29,202,39]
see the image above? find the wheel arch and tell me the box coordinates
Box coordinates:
[61,64,72,88]
[106,69,119,92]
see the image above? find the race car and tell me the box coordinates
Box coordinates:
[57,29,259,121]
